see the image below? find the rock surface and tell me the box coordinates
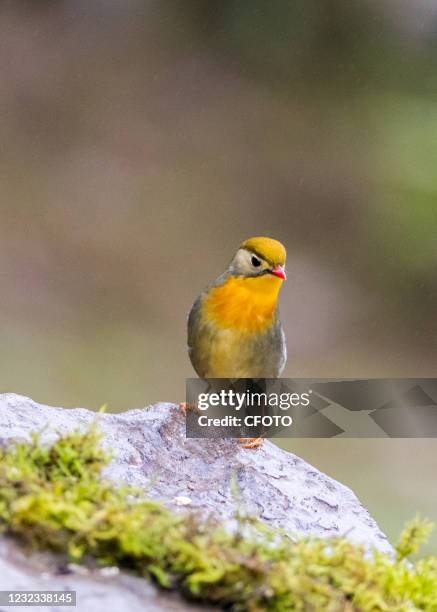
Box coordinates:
[0,393,393,611]
[0,539,203,612]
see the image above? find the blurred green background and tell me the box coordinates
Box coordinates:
[1,1,436,551]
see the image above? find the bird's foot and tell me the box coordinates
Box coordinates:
[178,402,199,413]
[238,437,264,449]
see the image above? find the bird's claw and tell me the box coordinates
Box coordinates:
[238,437,264,449]
[178,402,199,414]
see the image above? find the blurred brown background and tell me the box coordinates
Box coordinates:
[1,1,436,551]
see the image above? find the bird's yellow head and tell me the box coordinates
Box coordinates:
[229,236,287,282]
[203,236,286,334]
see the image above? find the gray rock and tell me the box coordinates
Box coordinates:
[0,393,393,611]
[0,539,201,612]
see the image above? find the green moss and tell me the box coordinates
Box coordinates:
[0,427,436,611]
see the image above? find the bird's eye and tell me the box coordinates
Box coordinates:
[251,256,261,267]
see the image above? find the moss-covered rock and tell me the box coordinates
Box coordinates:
[0,394,392,554]
[0,425,436,611]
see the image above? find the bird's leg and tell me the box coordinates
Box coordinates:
[238,437,264,449]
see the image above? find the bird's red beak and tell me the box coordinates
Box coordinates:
[270,265,286,280]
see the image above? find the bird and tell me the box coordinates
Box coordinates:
[186,236,287,448]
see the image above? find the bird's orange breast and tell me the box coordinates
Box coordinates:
[202,275,282,334]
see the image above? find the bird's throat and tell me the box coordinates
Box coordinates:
[203,275,282,333]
